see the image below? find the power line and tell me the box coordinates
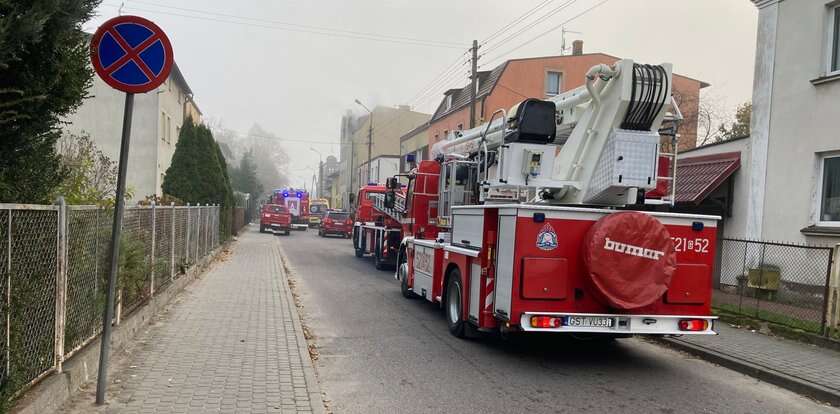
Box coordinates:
[480,0,578,56]
[482,0,611,66]
[98,3,467,49]
[130,0,468,48]
[480,0,555,46]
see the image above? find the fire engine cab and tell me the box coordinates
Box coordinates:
[382,60,718,339]
[270,188,310,231]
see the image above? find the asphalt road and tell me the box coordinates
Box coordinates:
[274,229,838,414]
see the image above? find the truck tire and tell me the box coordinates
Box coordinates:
[284,229,290,236]
[374,233,388,270]
[259,225,265,233]
[355,231,366,258]
[445,270,467,338]
[398,262,416,299]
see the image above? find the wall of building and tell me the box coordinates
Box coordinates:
[64,76,160,201]
[757,0,840,246]
[156,77,187,199]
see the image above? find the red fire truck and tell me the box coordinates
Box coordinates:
[352,184,404,270]
[378,60,717,339]
[270,188,310,231]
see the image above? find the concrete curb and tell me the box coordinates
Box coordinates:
[11,241,231,414]
[275,244,326,414]
[656,337,840,407]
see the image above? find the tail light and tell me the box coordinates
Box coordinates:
[678,319,709,332]
[263,213,271,218]
[530,315,562,329]
[324,218,333,225]
[346,219,352,225]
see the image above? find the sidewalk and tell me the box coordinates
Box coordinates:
[63,226,323,414]
[663,323,840,405]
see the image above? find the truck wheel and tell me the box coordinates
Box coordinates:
[284,230,290,236]
[374,246,387,270]
[445,270,467,338]
[399,262,416,299]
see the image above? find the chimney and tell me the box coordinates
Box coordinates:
[572,40,584,56]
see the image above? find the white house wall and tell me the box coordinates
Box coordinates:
[760,0,840,246]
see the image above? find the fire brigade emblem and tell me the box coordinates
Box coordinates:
[536,223,558,251]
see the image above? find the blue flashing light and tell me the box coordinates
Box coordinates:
[282,192,289,197]
[296,192,303,198]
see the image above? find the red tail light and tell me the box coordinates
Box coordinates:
[530,316,562,329]
[324,218,333,225]
[345,219,352,225]
[678,319,709,332]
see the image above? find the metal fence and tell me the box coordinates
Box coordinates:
[714,238,834,334]
[0,202,222,399]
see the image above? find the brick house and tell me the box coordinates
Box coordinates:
[427,42,708,153]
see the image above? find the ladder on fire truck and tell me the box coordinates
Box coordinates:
[368,192,406,223]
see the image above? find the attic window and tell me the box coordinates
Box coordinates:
[444,94,453,111]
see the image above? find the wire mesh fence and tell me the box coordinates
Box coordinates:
[0,202,223,400]
[714,238,834,334]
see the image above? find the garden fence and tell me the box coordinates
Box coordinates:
[0,202,222,399]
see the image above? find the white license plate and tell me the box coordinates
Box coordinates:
[565,316,614,328]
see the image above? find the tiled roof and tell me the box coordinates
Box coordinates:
[674,151,741,204]
[430,62,508,122]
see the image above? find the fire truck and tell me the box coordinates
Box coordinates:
[352,184,404,270]
[270,188,310,231]
[376,60,717,339]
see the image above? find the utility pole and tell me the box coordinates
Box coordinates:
[469,39,478,128]
[367,117,373,183]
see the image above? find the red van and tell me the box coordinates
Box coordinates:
[259,204,292,235]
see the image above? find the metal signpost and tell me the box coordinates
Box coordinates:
[89,15,173,404]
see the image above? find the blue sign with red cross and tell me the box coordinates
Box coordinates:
[90,15,173,94]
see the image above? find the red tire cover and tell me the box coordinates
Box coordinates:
[583,211,676,310]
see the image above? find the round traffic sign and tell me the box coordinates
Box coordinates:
[90,15,173,93]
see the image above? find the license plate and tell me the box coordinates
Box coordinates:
[565,316,614,328]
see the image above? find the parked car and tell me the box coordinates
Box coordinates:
[260,204,291,235]
[318,210,352,238]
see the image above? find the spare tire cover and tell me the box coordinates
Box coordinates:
[583,211,676,310]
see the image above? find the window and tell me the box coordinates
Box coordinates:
[819,154,840,224]
[444,94,452,111]
[831,5,840,73]
[165,115,172,143]
[457,123,463,130]
[545,71,562,96]
[175,126,181,143]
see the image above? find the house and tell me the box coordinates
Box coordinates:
[734,0,840,246]
[64,62,200,202]
[336,106,430,208]
[427,41,708,153]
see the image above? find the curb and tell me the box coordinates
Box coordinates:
[656,337,840,407]
[275,244,326,414]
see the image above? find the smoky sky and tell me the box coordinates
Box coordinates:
[86,0,758,187]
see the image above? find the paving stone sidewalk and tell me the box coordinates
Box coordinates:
[64,226,323,414]
[668,323,840,403]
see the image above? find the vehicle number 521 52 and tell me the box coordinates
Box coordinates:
[672,237,710,254]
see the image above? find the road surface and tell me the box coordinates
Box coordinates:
[276,229,837,414]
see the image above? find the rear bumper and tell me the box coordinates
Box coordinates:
[518,312,717,335]
[322,226,351,234]
[267,223,290,231]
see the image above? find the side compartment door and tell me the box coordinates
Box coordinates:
[494,209,517,319]
[412,243,436,301]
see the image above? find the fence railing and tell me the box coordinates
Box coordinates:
[0,202,222,399]
[714,238,834,335]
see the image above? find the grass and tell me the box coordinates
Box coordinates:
[714,303,823,334]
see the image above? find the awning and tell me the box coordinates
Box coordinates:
[674,151,741,204]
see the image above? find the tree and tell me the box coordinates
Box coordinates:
[0,0,100,203]
[231,149,263,201]
[162,120,233,207]
[717,102,752,141]
[54,132,132,205]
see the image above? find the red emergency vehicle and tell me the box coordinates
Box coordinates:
[259,204,292,235]
[378,60,718,339]
[270,188,310,231]
[352,184,404,270]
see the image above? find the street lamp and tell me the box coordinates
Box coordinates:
[354,99,373,184]
[310,147,322,198]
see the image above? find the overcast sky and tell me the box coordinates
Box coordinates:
[86,0,758,188]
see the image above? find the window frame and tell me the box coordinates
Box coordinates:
[826,3,840,76]
[817,152,840,227]
[544,69,563,97]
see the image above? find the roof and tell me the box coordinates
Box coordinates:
[680,135,749,155]
[674,151,741,204]
[429,53,709,123]
[431,62,508,122]
[170,62,193,96]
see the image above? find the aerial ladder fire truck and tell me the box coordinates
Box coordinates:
[352,184,406,270]
[374,60,717,339]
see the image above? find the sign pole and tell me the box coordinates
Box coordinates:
[96,92,134,405]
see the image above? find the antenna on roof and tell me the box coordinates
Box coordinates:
[561,28,583,55]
